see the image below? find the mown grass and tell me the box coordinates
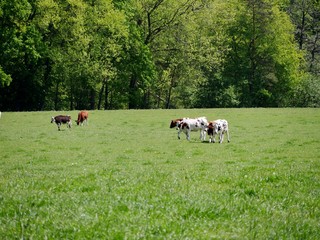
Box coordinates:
[0,109,319,239]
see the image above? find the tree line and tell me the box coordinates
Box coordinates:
[0,0,319,111]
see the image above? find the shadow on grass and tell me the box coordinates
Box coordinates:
[187,140,231,144]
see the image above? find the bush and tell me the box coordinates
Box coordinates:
[289,74,320,107]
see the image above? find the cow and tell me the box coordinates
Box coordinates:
[76,110,89,126]
[206,119,230,143]
[177,117,208,141]
[170,118,188,129]
[51,115,72,131]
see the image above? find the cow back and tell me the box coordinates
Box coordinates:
[55,115,71,123]
[77,111,88,125]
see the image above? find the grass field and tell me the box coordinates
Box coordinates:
[0,108,319,239]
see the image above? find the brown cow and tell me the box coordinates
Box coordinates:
[76,111,89,126]
[51,115,72,131]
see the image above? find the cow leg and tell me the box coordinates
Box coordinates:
[209,134,214,143]
[200,130,205,141]
[57,123,61,131]
[186,130,190,141]
[177,129,181,139]
[226,130,230,143]
[212,133,216,143]
[219,132,224,143]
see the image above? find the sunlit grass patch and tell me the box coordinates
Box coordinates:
[0,109,319,239]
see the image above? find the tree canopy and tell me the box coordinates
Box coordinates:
[0,0,319,110]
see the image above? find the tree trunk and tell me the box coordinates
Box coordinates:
[54,81,59,110]
[299,9,306,50]
[166,78,173,109]
[248,0,257,107]
[104,79,109,110]
[90,88,95,109]
[309,32,319,72]
[98,82,105,110]
[128,75,138,109]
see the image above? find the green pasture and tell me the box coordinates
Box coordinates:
[0,109,319,239]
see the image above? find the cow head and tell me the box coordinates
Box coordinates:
[205,122,216,135]
[198,117,208,127]
[51,116,55,123]
[170,119,183,129]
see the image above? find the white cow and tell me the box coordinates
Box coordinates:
[206,119,230,143]
[177,117,208,141]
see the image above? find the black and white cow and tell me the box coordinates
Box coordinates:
[51,115,72,131]
[177,117,208,141]
[206,119,230,143]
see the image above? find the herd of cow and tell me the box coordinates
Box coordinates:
[170,117,230,143]
[51,111,229,143]
[51,110,88,131]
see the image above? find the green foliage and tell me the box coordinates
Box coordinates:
[0,66,12,87]
[289,74,320,107]
[222,0,304,107]
[0,0,317,110]
[0,109,320,238]
[116,20,157,109]
[0,0,48,110]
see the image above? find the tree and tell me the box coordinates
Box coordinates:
[145,0,210,108]
[223,0,303,107]
[0,0,312,110]
[0,0,46,110]
[84,0,129,110]
[35,0,128,110]
[286,0,320,107]
[191,0,241,108]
